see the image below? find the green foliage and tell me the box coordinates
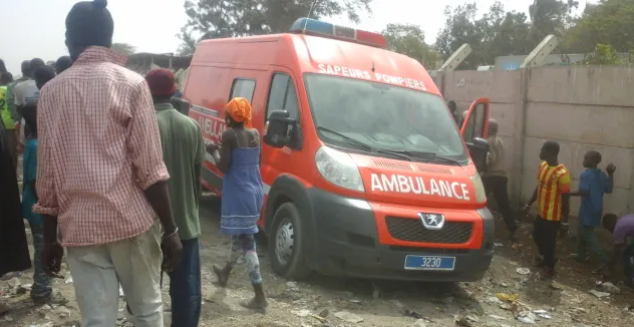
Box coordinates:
[435,2,531,69]
[111,43,137,55]
[178,0,373,55]
[383,24,439,69]
[563,0,634,54]
[582,44,623,65]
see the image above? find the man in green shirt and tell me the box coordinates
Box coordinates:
[145,68,205,327]
[3,61,30,167]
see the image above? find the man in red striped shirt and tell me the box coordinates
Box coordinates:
[523,141,571,278]
[34,1,182,325]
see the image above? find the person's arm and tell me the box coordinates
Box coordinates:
[559,171,573,233]
[215,129,236,173]
[605,164,615,194]
[6,84,19,126]
[126,81,176,235]
[31,88,59,244]
[194,125,205,200]
[569,171,590,197]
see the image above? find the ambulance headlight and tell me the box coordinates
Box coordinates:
[315,146,365,192]
[470,173,487,203]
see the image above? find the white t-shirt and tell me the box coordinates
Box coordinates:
[14,79,39,106]
[14,79,39,145]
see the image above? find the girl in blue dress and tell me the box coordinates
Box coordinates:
[206,97,266,311]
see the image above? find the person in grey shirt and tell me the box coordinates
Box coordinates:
[482,119,518,241]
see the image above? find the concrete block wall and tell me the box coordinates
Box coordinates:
[436,66,634,219]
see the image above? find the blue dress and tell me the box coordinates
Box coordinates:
[220,147,264,235]
[23,139,43,225]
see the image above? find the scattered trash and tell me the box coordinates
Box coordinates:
[65,277,74,284]
[533,310,552,319]
[516,268,531,275]
[486,296,503,304]
[466,315,480,322]
[516,311,536,324]
[119,286,124,297]
[455,316,473,327]
[372,282,381,299]
[413,319,427,327]
[599,282,621,294]
[549,282,563,290]
[349,298,362,304]
[286,281,298,288]
[4,315,13,322]
[334,311,364,323]
[404,309,424,319]
[494,242,504,247]
[589,290,611,298]
[489,314,507,320]
[390,299,405,309]
[291,309,311,317]
[318,309,329,318]
[496,293,520,302]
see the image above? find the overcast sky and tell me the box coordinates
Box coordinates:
[1,0,592,74]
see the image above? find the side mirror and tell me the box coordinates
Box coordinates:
[468,137,489,172]
[264,110,297,148]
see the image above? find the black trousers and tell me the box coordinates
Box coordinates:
[482,175,517,233]
[533,216,561,269]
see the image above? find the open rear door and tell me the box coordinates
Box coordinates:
[460,98,490,172]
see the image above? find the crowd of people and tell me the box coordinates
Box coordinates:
[0,0,266,326]
[1,0,633,325]
[483,116,634,286]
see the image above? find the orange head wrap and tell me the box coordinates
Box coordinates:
[225,97,253,129]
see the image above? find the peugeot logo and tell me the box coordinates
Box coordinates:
[418,213,445,230]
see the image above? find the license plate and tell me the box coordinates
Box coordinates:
[404,255,456,271]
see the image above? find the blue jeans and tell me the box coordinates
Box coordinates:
[168,238,201,327]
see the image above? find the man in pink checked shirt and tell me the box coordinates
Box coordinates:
[33,1,182,326]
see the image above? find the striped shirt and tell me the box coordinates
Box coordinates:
[536,161,571,221]
[33,47,169,247]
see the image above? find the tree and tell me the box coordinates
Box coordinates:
[178,0,373,55]
[111,43,137,55]
[383,24,439,68]
[581,44,623,65]
[563,0,634,54]
[435,2,530,69]
[527,0,578,48]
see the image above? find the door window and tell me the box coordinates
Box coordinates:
[230,79,256,102]
[266,73,300,120]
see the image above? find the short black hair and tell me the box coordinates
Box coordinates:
[447,100,457,111]
[34,66,56,90]
[20,60,31,75]
[30,58,45,72]
[0,59,6,74]
[602,213,618,232]
[56,56,72,74]
[542,141,560,156]
[586,150,602,163]
[0,72,13,84]
[22,102,38,138]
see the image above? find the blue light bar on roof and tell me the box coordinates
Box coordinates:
[289,18,388,49]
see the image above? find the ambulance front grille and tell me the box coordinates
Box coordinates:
[385,216,472,244]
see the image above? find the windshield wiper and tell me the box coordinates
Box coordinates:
[401,151,462,166]
[317,127,412,161]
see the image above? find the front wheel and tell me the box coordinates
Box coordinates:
[268,202,311,280]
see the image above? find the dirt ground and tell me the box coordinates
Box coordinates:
[2,196,634,327]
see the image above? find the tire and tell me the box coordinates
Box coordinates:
[268,202,312,280]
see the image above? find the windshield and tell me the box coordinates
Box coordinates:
[304,74,468,163]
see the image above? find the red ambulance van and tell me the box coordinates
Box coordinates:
[185,18,493,281]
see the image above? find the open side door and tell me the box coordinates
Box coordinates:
[460,97,490,172]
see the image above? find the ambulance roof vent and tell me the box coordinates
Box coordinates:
[290,18,388,49]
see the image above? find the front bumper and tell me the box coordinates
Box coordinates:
[305,188,495,281]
